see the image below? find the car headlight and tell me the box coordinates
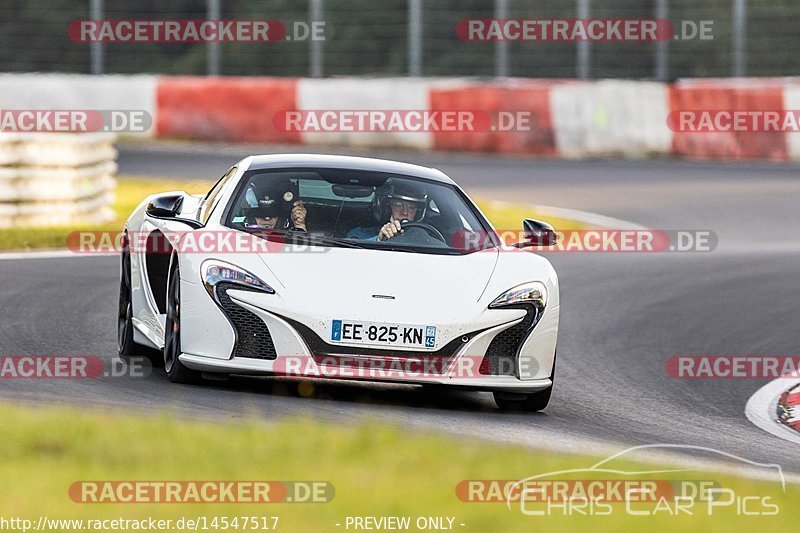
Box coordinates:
[489,281,547,309]
[201,260,275,296]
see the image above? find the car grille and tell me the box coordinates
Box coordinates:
[215,283,277,360]
[480,304,539,376]
[284,318,468,375]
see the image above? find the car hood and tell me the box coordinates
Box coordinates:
[256,246,500,318]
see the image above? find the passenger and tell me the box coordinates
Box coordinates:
[245,197,307,232]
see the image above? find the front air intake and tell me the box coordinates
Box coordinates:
[480,304,539,376]
[215,283,277,360]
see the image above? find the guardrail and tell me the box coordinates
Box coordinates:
[0,133,117,228]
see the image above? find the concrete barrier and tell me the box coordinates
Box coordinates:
[0,74,157,138]
[551,80,673,158]
[668,79,787,160]
[156,76,299,144]
[430,79,560,155]
[2,73,800,163]
[297,78,445,149]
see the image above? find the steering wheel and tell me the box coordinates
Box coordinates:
[400,221,447,243]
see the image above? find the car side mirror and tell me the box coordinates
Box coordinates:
[521,218,558,247]
[146,194,183,218]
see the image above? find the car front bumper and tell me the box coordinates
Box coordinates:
[178,352,553,392]
[178,284,558,391]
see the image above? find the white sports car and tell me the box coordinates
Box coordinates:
[119,154,560,411]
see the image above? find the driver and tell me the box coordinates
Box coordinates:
[346,182,427,241]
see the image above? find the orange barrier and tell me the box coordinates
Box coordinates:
[668,82,787,161]
[429,81,559,155]
[156,77,300,144]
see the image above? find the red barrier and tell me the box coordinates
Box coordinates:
[156,77,300,144]
[668,82,787,160]
[429,81,559,155]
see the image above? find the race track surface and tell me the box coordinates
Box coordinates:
[2,141,798,472]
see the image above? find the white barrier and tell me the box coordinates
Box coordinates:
[782,82,800,161]
[550,80,673,158]
[0,74,158,138]
[297,78,444,149]
[0,133,117,228]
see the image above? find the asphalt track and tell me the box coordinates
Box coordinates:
[2,141,799,475]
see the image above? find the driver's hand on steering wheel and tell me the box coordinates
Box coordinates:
[378,220,403,241]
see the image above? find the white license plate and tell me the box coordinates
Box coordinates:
[330,319,436,349]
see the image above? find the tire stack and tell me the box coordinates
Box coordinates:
[0,133,117,227]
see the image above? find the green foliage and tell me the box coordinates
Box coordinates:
[0,0,797,78]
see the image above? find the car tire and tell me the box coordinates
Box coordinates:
[493,387,552,412]
[118,246,162,367]
[493,351,556,412]
[164,263,202,384]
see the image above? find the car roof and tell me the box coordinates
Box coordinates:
[242,154,456,185]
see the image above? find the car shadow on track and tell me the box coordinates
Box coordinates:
[150,368,518,414]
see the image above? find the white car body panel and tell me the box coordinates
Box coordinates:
[123,154,560,393]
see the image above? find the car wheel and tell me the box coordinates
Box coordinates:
[494,351,556,412]
[118,247,162,366]
[164,264,202,384]
[493,387,552,412]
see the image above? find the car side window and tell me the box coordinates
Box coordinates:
[199,166,237,225]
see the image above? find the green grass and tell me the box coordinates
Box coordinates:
[0,403,795,532]
[0,177,584,251]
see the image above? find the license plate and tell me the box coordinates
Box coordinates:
[330,319,436,349]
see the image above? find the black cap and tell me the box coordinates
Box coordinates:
[244,199,280,219]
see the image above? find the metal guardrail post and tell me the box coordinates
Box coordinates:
[408,0,423,77]
[207,0,221,76]
[310,0,324,77]
[576,0,591,79]
[89,0,104,74]
[655,0,669,80]
[733,0,747,77]
[495,0,509,77]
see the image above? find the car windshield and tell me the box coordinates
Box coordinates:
[223,168,498,255]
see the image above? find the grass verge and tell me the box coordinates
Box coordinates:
[0,403,795,532]
[0,176,584,251]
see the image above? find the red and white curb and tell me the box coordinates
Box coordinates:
[778,384,800,431]
[746,376,800,445]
